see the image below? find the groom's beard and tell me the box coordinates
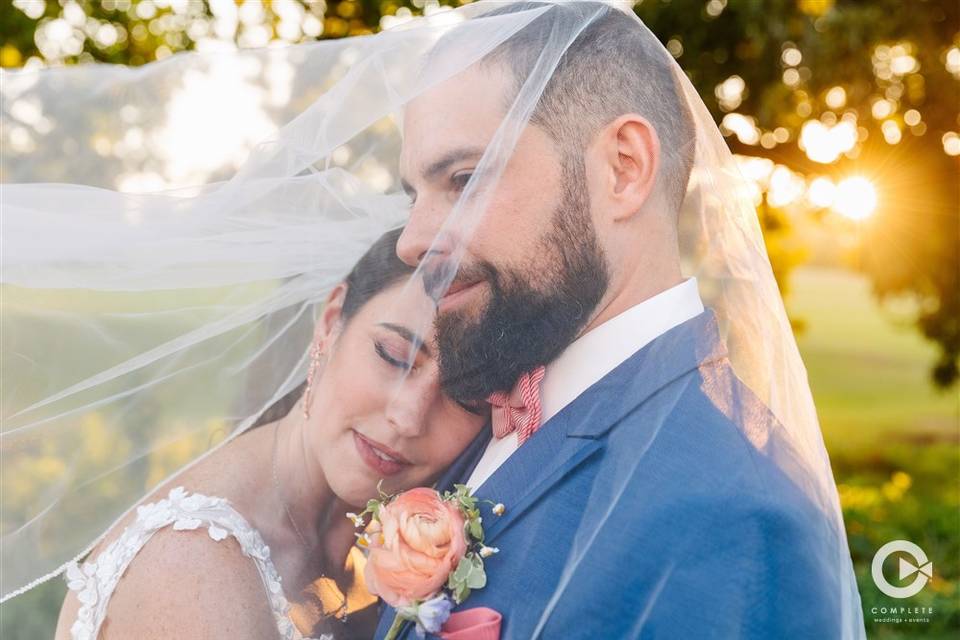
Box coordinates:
[431,170,609,404]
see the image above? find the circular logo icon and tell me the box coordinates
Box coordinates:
[872,540,933,599]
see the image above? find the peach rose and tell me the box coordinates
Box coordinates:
[364,487,468,607]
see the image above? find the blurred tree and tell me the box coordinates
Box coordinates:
[2,0,957,385]
[633,0,959,387]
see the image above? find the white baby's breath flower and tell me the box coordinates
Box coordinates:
[492,503,505,516]
[479,545,499,558]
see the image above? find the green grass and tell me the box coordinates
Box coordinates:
[791,266,958,455]
[789,266,959,639]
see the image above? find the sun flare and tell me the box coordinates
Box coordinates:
[832,176,878,221]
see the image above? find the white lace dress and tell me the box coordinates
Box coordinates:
[64,487,332,640]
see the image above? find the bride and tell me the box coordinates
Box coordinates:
[53,228,487,640]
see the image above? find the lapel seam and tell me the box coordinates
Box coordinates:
[483,439,604,543]
[568,352,726,439]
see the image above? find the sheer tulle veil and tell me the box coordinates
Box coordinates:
[1,1,864,636]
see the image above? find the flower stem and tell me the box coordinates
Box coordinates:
[384,615,405,640]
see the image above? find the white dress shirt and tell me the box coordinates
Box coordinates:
[465,277,705,490]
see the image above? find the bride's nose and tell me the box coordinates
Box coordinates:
[384,385,433,438]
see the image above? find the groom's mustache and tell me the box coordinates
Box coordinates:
[422,259,496,306]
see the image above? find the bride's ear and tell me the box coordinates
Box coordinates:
[314,282,348,350]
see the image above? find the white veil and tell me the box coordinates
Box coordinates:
[1,1,864,637]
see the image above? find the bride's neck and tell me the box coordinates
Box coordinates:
[245,410,357,587]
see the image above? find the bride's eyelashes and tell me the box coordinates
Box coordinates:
[374,340,413,371]
[373,337,484,416]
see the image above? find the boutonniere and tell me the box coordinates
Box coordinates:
[348,483,504,639]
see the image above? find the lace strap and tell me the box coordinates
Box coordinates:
[65,487,322,640]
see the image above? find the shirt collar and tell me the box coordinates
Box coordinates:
[539,277,704,424]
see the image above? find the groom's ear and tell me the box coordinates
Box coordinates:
[594,114,660,222]
[315,283,348,350]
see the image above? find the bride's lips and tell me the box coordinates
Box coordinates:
[353,430,411,477]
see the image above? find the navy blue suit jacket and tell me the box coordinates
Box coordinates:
[374,310,843,639]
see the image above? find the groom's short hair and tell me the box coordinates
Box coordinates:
[477,1,696,216]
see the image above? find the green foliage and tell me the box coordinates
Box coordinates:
[0,579,65,640]
[836,447,959,639]
[792,266,959,638]
[634,0,959,387]
[447,552,487,604]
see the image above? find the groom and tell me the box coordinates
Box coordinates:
[378,3,842,638]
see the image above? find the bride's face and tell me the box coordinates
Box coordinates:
[306,282,487,506]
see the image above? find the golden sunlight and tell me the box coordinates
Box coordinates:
[832,176,878,220]
[799,119,858,164]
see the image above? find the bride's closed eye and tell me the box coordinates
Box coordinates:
[373,322,427,372]
[374,340,413,371]
[373,335,485,416]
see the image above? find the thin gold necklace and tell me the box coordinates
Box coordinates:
[272,421,310,550]
[271,420,348,623]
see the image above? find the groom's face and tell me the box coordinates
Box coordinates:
[399,66,608,402]
[399,67,565,293]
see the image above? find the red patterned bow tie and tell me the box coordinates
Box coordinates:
[487,366,546,445]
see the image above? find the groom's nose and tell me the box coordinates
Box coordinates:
[398,201,451,266]
[397,221,435,267]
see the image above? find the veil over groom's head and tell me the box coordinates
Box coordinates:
[398,1,696,402]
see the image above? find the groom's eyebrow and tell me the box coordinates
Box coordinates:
[378,322,429,356]
[400,146,486,196]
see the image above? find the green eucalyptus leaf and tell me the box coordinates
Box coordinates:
[466,564,487,589]
[468,518,484,541]
[451,557,473,584]
[454,583,471,604]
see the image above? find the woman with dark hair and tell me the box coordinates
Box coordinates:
[54,228,488,640]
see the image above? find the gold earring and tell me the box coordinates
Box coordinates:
[302,340,323,419]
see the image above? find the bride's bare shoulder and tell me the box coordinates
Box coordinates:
[94,524,277,639]
[55,480,277,639]
[54,438,274,639]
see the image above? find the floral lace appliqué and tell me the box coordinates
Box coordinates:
[64,487,332,640]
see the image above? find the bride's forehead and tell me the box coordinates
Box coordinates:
[360,284,433,328]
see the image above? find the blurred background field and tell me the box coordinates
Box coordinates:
[2,1,958,638]
[790,266,959,639]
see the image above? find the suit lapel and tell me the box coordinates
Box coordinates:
[471,310,726,543]
[434,426,492,493]
[470,413,602,543]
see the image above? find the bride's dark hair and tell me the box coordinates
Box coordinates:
[339,227,415,321]
[250,227,413,427]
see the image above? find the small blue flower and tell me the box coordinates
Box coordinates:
[415,594,454,638]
